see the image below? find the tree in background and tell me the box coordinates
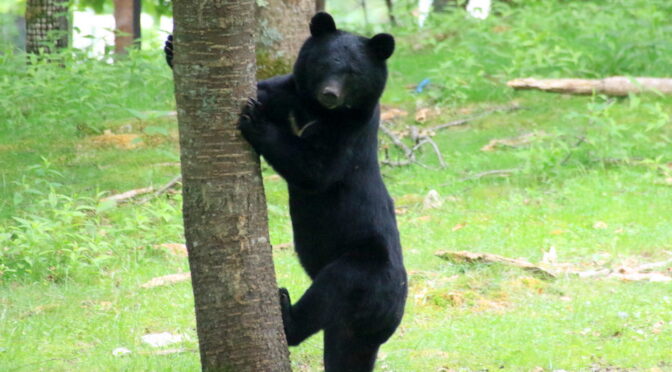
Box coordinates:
[113,0,141,54]
[171,0,291,369]
[25,0,69,54]
[256,0,314,78]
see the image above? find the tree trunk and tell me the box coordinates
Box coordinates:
[171,0,292,370]
[25,0,68,54]
[385,0,397,26]
[133,0,141,48]
[256,0,314,79]
[434,0,467,12]
[316,0,326,12]
[113,0,136,55]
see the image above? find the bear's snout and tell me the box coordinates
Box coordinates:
[318,81,344,109]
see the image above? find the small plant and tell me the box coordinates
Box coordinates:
[0,160,184,283]
[0,45,174,135]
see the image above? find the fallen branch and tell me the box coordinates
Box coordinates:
[435,250,557,280]
[421,137,447,168]
[140,348,197,356]
[459,168,520,181]
[630,257,672,273]
[380,103,522,168]
[101,187,155,204]
[507,77,672,96]
[437,250,672,283]
[429,103,523,132]
[380,124,415,166]
[140,272,191,289]
[152,162,181,167]
[381,125,446,168]
[138,175,182,204]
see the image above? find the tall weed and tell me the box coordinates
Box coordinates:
[0,160,183,283]
[0,47,174,136]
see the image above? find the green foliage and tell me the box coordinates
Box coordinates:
[0,159,183,283]
[73,0,172,18]
[0,47,174,136]
[391,0,672,104]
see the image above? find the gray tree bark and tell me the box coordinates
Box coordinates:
[25,0,68,54]
[256,0,314,78]
[171,0,292,370]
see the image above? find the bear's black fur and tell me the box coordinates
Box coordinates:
[165,12,406,372]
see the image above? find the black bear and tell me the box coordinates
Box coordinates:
[165,12,406,372]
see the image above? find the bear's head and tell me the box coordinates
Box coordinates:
[293,12,395,113]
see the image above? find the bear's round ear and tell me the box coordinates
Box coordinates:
[310,12,337,37]
[368,33,395,60]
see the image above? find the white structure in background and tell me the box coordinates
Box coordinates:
[418,0,491,27]
[418,0,433,27]
[466,0,491,19]
[72,10,173,56]
[72,10,115,55]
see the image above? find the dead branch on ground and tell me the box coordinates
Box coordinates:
[428,103,523,132]
[138,175,182,204]
[507,77,672,96]
[436,250,672,283]
[101,175,182,206]
[140,272,191,289]
[459,168,520,181]
[101,187,155,204]
[381,103,522,168]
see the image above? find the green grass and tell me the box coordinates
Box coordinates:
[2,0,672,370]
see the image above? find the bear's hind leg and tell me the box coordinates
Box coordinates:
[279,270,347,346]
[324,326,380,372]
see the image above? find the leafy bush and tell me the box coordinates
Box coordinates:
[0,160,183,283]
[0,46,174,135]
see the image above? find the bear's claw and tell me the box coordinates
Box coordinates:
[164,35,174,69]
[278,287,291,307]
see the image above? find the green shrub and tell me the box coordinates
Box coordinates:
[398,0,672,104]
[0,160,183,283]
[0,47,174,136]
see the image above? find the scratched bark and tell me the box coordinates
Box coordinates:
[171,0,291,370]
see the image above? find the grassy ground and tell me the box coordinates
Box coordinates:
[2,1,672,371]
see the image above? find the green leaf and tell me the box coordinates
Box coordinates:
[96,200,117,214]
[143,125,170,136]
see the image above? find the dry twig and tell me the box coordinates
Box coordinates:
[428,103,523,132]
[380,103,522,168]
[436,250,672,283]
[140,272,191,289]
[138,175,182,204]
[460,168,520,181]
[101,187,155,204]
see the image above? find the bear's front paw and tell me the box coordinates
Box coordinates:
[278,288,291,311]
[164,35,174,69]
[278,288,292,323]
[238,97,267,138]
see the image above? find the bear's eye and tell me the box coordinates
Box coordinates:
[346,66,363,76]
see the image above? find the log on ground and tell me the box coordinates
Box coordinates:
[507,77,672,96]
